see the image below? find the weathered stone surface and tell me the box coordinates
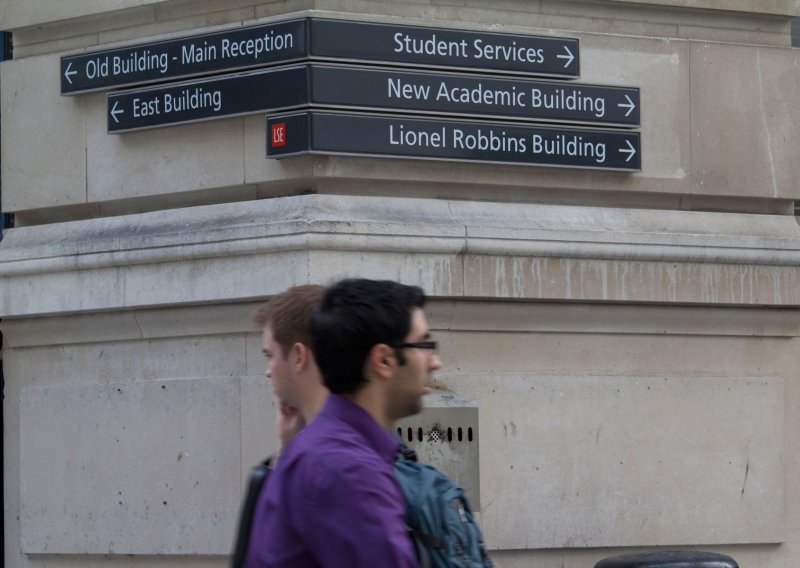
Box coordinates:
[85,94,246,203]
[608,0,800,17]
[2,196,799,318]
[472,374,784,548]
[690,42,800,200]
[20,378,241,554]
[1,55,86,212]
[0,0,161,30]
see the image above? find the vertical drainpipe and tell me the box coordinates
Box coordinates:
[0,29,8,567]
[0,31,11,237]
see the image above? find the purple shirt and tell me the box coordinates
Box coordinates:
[245,394,418,568]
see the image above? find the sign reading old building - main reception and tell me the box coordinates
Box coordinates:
[266,111,641,171]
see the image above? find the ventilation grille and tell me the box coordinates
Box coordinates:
[396,424,474,444]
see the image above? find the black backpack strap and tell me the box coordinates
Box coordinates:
[411,528,443,549]
[396,442,418,463]
[231,455,275,568]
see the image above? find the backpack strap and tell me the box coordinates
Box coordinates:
[395,444,433,567]
[410,528,443,549]
[396,443,418,463]
[231,455,275,568]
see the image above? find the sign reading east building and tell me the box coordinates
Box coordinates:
[107,63,638,133]
[266,111,640,171]
[63,17,579,94]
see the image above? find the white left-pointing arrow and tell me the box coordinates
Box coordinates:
[619,139,637,162]
[110,100,125,123]
[556,46,574,68]
[64,62,77,84]
[618,94,636,117]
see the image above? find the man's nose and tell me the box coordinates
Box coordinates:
[430,353,442,370]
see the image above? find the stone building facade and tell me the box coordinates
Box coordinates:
[1,1,799,567]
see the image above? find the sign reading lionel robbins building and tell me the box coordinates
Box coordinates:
[266,111,641,171]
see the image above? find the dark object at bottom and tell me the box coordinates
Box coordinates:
[231,455,275,568]
[594,551,738,568]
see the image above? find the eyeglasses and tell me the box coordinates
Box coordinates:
[389,341,438,352]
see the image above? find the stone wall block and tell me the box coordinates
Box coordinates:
[308,249,464,297]
[455,373,785,548]
[463,256,800,305]
[608,0,800,17]
[240,374,277,485]
[0,268,126,316]
[121,250,311,307]
[19,377,241,555]
[1,55,87,212]
[444,331,792,378]
[690,41,800,199]
[4,336,246,385]
[85,91,246,202]
[0,1,163,30]
[580,33,690,186]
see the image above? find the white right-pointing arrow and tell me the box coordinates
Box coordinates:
[64,62,77,84]
[556,46,574,68]
[619,139,637,162]
[618,94,636,117]
[110,100,125,124]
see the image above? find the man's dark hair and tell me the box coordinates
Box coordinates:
[253,285,325,357]
[311,279,426,395]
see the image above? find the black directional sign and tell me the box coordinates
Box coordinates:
[266,111,641,171]
[62,19,306,95]
[108,63,637,133]
[64,17,579,94]
[107,66,306,132]
[309,19,579,78]
[310,65,638,127]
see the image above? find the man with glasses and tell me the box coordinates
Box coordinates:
[245,278,440,567]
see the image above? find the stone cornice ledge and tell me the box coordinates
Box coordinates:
[1,194,799,315]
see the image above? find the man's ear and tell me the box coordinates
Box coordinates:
[366,343,396,382]
[290,342,310,371]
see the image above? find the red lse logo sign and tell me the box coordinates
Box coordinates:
[271,123,286,147]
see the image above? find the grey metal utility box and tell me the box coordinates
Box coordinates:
[395,390,481,510]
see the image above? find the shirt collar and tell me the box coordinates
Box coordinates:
[324,393,401,464]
